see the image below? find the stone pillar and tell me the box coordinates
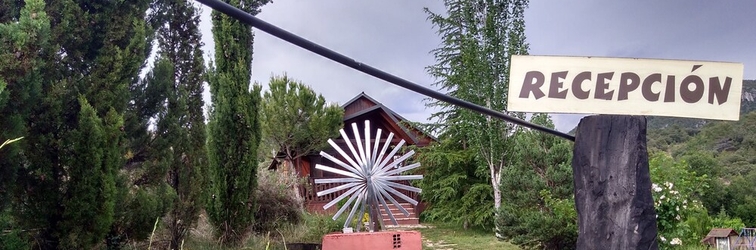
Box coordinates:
[572,115,658,250]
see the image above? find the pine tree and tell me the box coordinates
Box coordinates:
[206,0,269,245]
[424,0,530,233]
[260,74,343,174]
[11,0,151,248]
[155,0,208,248]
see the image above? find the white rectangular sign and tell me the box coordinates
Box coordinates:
[507,55,744,120]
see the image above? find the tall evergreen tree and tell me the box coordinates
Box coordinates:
[424,0,530,234]
[0,0,49,211]
[107,57,176,249]
[155,0,208,248]
[206,0,269,245]
[9,0,151,248]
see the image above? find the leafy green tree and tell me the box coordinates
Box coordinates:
[9,0,150,248]
[260,74,344,170]
[424,0,530,234]
[205,0,269,245]
[496,114,576,249]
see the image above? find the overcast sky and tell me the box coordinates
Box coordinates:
[196,0,756,132]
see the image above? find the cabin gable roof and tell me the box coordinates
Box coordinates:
[341,92,436,146]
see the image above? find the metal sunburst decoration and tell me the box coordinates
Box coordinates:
[314,120,423,232]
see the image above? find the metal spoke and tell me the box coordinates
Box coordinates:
[315,120,423,229]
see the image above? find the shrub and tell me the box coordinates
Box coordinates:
[253,166,305,233]
[0,209,30,250]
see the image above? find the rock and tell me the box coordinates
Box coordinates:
[572,115,658,250]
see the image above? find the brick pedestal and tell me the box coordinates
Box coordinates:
[322,231,421,250]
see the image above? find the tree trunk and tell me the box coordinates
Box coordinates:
[572,115,658,250]
[491,164,502,238]
[283,159,304,203]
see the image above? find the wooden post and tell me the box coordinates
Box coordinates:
[572,115,658,250]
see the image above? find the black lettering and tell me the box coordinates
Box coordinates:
[594,72,614,100]
[571,71,591,99]
[642,73,661,102]
[664,75,675,102]
[680,75,704,103]
[548,71,569,99]
[708,77,732,105]
[519,71,546,99]
[618,72,640,101]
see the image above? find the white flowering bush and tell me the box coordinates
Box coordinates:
[649,153,709,249]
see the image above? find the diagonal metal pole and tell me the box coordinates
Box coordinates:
[195,0,575,141]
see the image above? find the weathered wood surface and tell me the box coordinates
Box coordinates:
[572,115,658,250]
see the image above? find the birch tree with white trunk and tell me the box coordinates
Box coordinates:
[425,0,530,237]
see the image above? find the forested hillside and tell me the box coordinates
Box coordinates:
[569,80,756,134]
[646,80,756,130]
[647,98,756,228]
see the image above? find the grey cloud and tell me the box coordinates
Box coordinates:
[197,0,756,135]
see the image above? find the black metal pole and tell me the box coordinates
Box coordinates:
[195,0,575,141]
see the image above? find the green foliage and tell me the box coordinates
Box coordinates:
[0,199,30,249]
[107,175,175,249]
[414,135,493,228]
[423,0,530,235]
[0,0,48,211]
[260,74,344,161]
[55,97,118,249]
[206,0,269,246]
[108,54,175,249]
[648,110,756,226]
[153,0,209,248]
[496,114,576,249]
[710,208,745,232]
[649,153,711,248]
[5,0,151,248]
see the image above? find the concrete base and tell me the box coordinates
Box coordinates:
[322,230,421,250]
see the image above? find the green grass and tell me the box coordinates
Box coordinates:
[414,224,520,250]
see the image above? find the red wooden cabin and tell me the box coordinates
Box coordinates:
[270,92,435,225]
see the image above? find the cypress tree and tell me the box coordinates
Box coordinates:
[12,0,151,248]
[0,0,49,211]
[206,0,269,245]
[107,56,176,248]
[156,0,208,248]
[0,1,49,247]
[56,97,120,249]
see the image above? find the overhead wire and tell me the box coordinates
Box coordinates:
[194,0,576,141]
